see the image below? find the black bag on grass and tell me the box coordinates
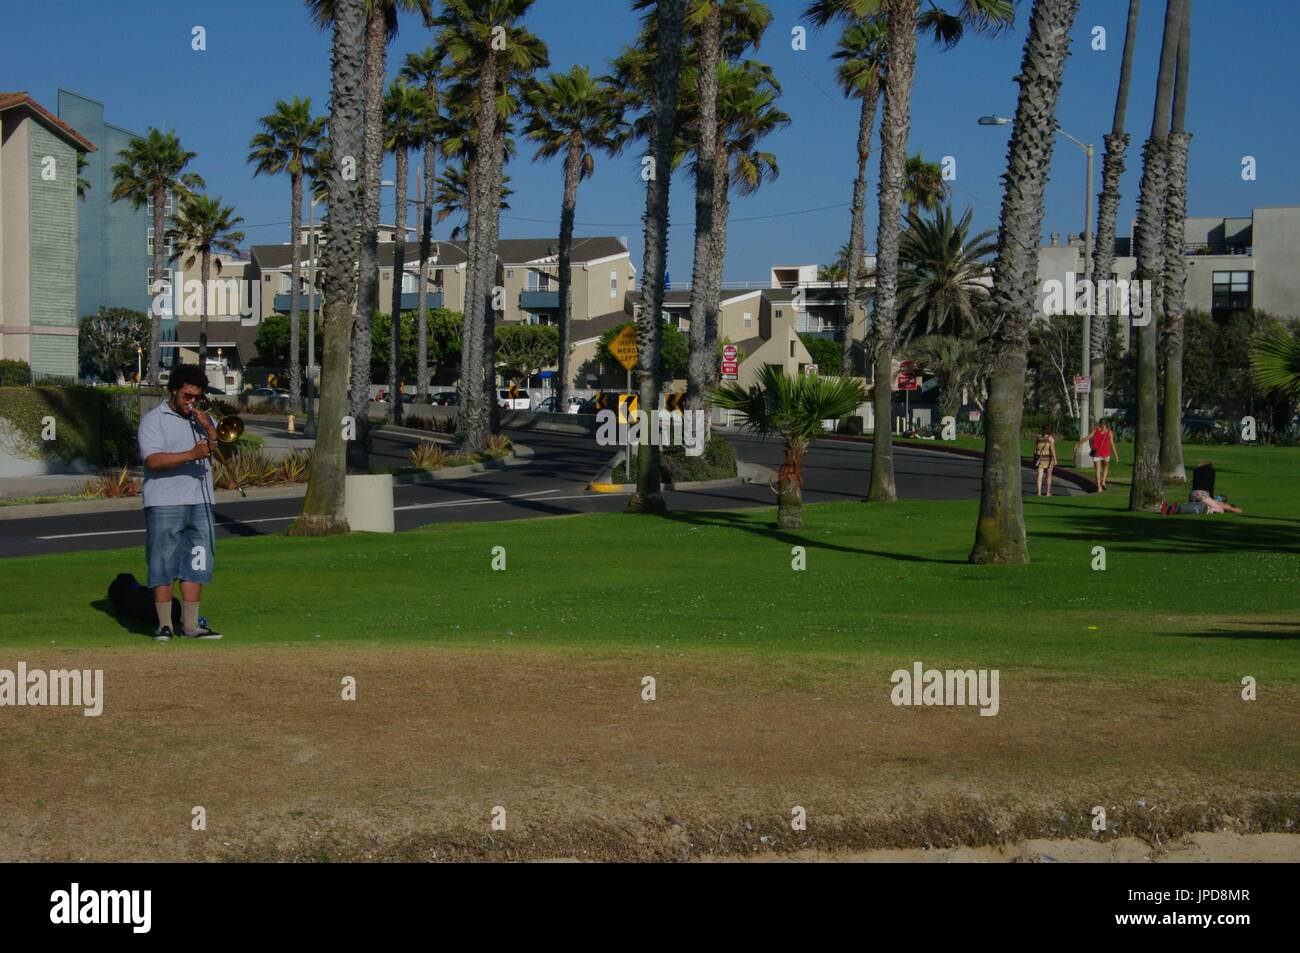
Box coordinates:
[108,573,181,627]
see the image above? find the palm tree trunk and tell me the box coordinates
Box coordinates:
[457,136,483,439]
[844,79,878,374]
[389,145,408,426]
[289,170,304,414]
[557,137,582,410]
[1160,2,1191,483]
[970,0,1080,565]
[701,149,730,406]
[777,442,805,530]
[867,0,918,503]
[291,0,364,535]
[347,6,389,454]
[1130,0,1184,511]
[199,252,210,368]
[150,186,165,384]
[1088,0,1139,424]
[483,137,507,437]
[629,0,687,513]
[686,4,721,415]
[416,140,434,405]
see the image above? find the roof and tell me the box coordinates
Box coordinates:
[733,335,764,357]
[625,289,694,307]
[570,309,633,342]
[250,236,625,270]
[0,92,96,152]
[170,320,260,364]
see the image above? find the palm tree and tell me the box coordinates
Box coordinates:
[166,194,246,368]
[908,334,979,420]
[248,95,327,414]
[1160,0,1192,483]
[291,0,366,536]
[523,65,627,412]
[897,204,995,339]
[109,129,205,384]
[628,0,688,512]
[1088,0,1139,426]
[806,0,1013,505]
[831,18,887,373]
[1250,326,1300,400]
[969,0,1079,565]
[76,153,91,200]
[433,160,512,238]
[382,78,429,425]
[903,152,947,212]
[399,46,446,406]
[820,242,852,282]
[1130,0,1185,512]
[713,366,867,528]
[435,0,548,454]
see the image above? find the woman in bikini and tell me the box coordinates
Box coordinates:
[1033,424,1057,496]
[1076,420,1117,492]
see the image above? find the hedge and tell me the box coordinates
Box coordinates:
[0,386,140,467]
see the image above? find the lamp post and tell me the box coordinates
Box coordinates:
[979,115,1094,466]
[136,345,142,385]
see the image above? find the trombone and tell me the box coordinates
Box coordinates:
[195,397,247,496]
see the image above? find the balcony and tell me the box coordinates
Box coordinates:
[520,289,559,310]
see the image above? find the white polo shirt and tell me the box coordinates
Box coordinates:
[137,401,215,507]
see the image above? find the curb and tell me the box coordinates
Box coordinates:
[587,450,776,494]
[816,433,1100,493]
[391,443,534,486]
[0,483,307,521]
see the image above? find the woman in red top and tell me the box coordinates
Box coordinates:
[1076,421,1118,492]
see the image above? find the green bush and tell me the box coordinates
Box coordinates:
[0,385,142,467]
[612,433,737,484]
[0,359,31,386]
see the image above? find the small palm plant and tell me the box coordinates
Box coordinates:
[713,365,867,529]
[1250,325,1300,400]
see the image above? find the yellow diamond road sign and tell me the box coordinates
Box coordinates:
[610,325,638,371]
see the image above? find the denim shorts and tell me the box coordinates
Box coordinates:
[145,504,215,588]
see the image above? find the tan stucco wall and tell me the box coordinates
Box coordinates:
[0,116,31,362]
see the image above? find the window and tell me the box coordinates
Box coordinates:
[743,311,752,328]
[526,270,553,292]
[280,274,292,294]
[775,309,783,319]
[1212,271,1251,311]
[402,272,418,293]
[146,228,173,257]
[147,192,174,216]
[610,270,618,299]
[790,340,796,358]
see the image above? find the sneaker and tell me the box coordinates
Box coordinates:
[153,625,173,642]
[180,623,223,639]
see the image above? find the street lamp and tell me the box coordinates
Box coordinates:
[136,345,142,385]
[979,114,1095,467]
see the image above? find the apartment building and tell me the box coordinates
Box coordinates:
[0,92,94,378]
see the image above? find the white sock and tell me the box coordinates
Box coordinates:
[183,601,201,634]
[155,601,173,631]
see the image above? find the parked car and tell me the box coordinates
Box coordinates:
[498,389,531,410]
[431,391,459,406]
[246,387,289,398]
[575,397,598,415]
[537,395,583,414]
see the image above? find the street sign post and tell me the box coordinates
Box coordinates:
[721,343,739,381]
[896,360,919,432]
[806,363,818,375]
[1074,375,1091,394]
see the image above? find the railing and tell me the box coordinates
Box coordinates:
[657,279,865,293]
[1184,243,1251,256]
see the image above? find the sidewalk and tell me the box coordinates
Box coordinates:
[0,473,94,500]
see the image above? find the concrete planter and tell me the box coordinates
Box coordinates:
[344,473,394,533]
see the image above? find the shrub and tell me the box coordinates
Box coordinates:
[0,359,32,386]
[409,441,448,469]
[214,447,281,490]
[484,434,512,459]
[278,449,313,483]
[81,466,140,498]
[404,414,458,435]
[614,433,737,484]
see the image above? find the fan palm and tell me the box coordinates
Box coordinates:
[805,0,1014,505]
[968,0,1078,565]
[382,78,432,425]
[399,46,446,405]
[903,152,947,212]
[433,161,512,240]
[907,334,979,420]
[248,95,326,413]
[713,366,867,528]
[1249,326,1300,400]
[109,128,205,383]
[292,0,366,536]
[166,194,246,367]
[523,65,627,410]
[1087,0,1139,425]
[434,0,548,452]
[831,18,887,372]
[1130,0,1185,511]
[897,204,995,339]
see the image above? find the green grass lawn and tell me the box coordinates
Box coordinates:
[3,445,1296,686]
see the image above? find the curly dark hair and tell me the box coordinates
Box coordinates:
[168,364,209,393]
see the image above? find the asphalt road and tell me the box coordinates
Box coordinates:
[0,426,1079,559]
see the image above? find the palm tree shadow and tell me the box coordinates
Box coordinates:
[660,508,966,564]
[1157,625,1300,640]
[1030,503,1300,555]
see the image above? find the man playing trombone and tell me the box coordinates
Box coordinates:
[136,365,223,641]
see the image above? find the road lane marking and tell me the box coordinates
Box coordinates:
[38,514,300,540]
[394,489,561,512]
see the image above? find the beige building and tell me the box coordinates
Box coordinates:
[0,92,94,378]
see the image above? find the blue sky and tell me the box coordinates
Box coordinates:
[4,1,1296,282]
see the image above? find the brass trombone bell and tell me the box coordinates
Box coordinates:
[196,397,245,443]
